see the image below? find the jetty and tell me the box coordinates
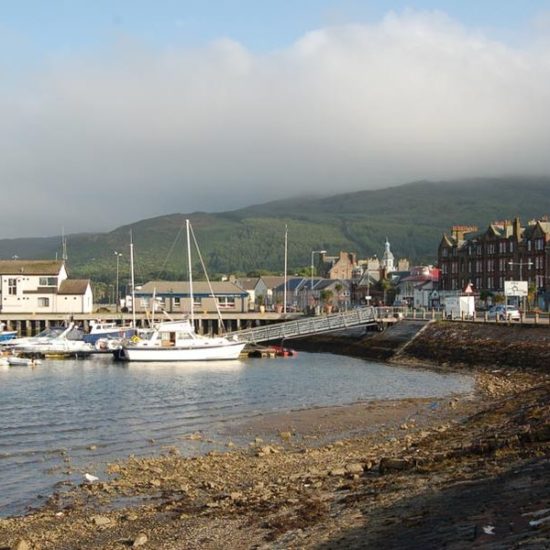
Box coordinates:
[226,306,380,344]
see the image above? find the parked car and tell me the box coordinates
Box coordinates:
[487,305,521,321]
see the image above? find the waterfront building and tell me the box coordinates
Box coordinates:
[0,260,93,314]
[438,217,550,309]
[234,275,287,309]
[396,266,440,308]
[134,280,249,314]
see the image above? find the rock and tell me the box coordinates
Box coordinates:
[12,540,30,550]
[88,444,97,450]
[379,457,413,474]
[279,431,293,440]
[400,423,409,430]
[329,468,346,477]
[254,437,264,445]
[90,514,111,526]
[345,463,364,475]
[226,440,235,447]
[133,533,148,547]
[256,445,279,457]
[230,491,243,501]
[185,432,203,441]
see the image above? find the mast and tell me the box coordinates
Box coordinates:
[186,219,195,326]
[130,230,136,328]
[283,224,288,314]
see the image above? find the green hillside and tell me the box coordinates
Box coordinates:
[1,177,549,292]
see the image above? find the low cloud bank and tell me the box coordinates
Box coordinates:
[1,11,550,237]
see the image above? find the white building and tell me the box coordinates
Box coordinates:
[381,239,395,273]
[0,260,93,314]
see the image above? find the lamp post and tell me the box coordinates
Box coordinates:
[508,259,533,282]
[311,249,327,310]
[114,251,123,312]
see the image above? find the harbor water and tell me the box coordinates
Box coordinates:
[0,353,473,517]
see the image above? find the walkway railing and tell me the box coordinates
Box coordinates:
[227,306,378,344]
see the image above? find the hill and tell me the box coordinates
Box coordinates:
[1,177,549,292]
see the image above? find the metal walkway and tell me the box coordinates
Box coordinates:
[227,306,378,344]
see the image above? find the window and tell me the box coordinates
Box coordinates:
[536,238,545,251]
[39,277,57,286]
[8,278,17,295]
[173,297,181,307]
[217,296,236,309]
[38,297,50,307]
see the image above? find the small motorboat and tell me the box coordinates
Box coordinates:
[8,356,41,367]
[271,345,297,357]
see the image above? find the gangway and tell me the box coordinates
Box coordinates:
[227,306,378,344]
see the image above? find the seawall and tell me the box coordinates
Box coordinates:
[295,320,550,371]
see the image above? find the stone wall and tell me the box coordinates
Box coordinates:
[294,321,550,371]
[403,321,550,371]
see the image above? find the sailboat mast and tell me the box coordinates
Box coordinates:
[130,230,136,328]
[283,224,288,314]
[186,219,195,326]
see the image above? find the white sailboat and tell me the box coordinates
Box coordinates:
[116,220,246,362]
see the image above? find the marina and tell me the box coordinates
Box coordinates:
[0,352,473,518]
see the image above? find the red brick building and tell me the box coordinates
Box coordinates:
[438,217,550,309]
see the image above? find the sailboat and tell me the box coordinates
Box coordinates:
[116,220,246,362]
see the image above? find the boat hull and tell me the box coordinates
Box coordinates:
[0,331,17,343]
[118,341,246,362]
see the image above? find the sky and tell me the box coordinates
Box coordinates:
[1,1,550,238]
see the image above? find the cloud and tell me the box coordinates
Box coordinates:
[1,11,550,237]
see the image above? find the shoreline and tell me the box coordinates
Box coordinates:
[0,350,549,548]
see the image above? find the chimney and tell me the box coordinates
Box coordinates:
[513,217,521,240]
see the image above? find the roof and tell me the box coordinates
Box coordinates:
[58,279,90,295]
[258,276,285,290]
[0,260,64,276]
[273,277,306,292]
[137,280,248,297]
[235,277,260,291]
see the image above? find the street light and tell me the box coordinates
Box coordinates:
[114,251,123,311]
[508,259,533,281]
[311,249,327,309]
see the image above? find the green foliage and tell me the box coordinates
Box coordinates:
[1,177,549,285]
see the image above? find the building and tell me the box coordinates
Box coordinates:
[396,266,440,308]
[319,251,357,280]
[134,280,249,314]
[0,260,93,314]
[438,217,550,309]
[381,239,395,273]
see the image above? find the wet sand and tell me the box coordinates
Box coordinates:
[0,368,548,549]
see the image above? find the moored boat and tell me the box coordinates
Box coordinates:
[83,320,136,344]
[116,220,245,363]
[0,322,17,343]
[8,356,41,367]
[116,319,245,362]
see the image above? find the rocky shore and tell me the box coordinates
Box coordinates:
[1,322,549,549]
